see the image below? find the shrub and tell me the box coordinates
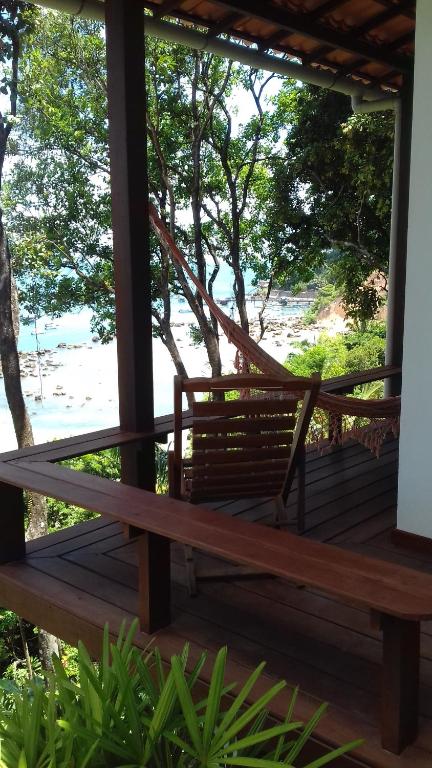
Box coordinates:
[286,325,385,381]
[0,621,362,767]
[48,445,169,531]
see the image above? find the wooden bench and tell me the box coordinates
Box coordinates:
[0,456,427,755]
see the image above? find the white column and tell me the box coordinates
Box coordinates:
[397,0,432,538]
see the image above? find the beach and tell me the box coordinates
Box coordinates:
[0,301,319,452]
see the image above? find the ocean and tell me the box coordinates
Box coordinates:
[0,271,310,451]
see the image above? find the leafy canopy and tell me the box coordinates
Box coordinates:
[260,84,394,323]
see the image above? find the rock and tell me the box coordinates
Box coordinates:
[92,336,99,343]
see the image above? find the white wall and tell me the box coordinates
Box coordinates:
[398,0,432,537]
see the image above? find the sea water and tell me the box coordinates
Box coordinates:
[0,271,309,451]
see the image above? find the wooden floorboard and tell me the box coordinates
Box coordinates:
[4,437,432,767]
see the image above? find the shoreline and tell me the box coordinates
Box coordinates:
[0,309,325,452]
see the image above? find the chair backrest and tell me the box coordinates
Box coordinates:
[171,373,321,504]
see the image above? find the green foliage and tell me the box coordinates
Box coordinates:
[302,282,340,326]
[261,85,393,324]
[47,449,120,531]
[6,12,282,356]
[286,324,386,380]
[0,614,37,681]
[0,621,361,767]
[47,446,168,530]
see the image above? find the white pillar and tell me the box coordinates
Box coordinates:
[397,0,432,538]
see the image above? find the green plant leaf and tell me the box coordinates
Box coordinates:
[171,654,203,758]
[216,661,267,737]
[203,646,227,751]
[221,721,302,754]
[302,739,364,768]
[213,680,287,751]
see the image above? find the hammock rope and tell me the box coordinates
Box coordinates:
[149,203,400,452]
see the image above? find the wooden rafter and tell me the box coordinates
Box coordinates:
[152,0,180,20]
[206,11,245,39]
[374,0,415,21]
[386,29,415,52]
[300,8,415,72]
[354,0,414,37]
[307,0,350,23]
[209,0,413,73]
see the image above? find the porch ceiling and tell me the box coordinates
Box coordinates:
[142,0,415,92]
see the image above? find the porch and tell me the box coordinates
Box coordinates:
[2,435,428,768]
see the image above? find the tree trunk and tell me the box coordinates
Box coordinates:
[0,220,59,668]
[158,321,195,407]
[0,228,34,449]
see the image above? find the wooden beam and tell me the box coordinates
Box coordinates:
[206,11,245,38]
[355,0,414,37]
[381,613,420,753]
[307,0,350,23]
[152,0,180,20]
[302,44,333,65]
[0,482,25,563]
[385,74,413,396]
[387,29,415,52]
[105,0,156,491]
[374,0,415,21]
[210,0,413,73]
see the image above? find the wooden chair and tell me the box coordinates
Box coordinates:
[169,372,321,594]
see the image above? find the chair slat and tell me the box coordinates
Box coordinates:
[191,446,292,465]
[188,458,290,478]
[193,432,294,450]
[190,483,282,501]
[193,399,298,418]
[189,469,287,490]
[192,416,296,435]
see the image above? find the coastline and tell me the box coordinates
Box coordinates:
[0,306,322,452]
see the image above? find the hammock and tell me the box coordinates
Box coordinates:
[149,203,400,453]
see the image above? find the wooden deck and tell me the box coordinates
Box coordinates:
[2,437,432,766]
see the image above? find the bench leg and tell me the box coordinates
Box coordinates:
[381,614,420,753]
[138,532,171,633]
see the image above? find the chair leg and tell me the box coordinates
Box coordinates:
[297,449,306,534]
[184,545,198,597]
[272,496,287,528]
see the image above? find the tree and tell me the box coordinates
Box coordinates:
[7,13,281,384]
[259,84,394,325]
[0,1,59,669]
